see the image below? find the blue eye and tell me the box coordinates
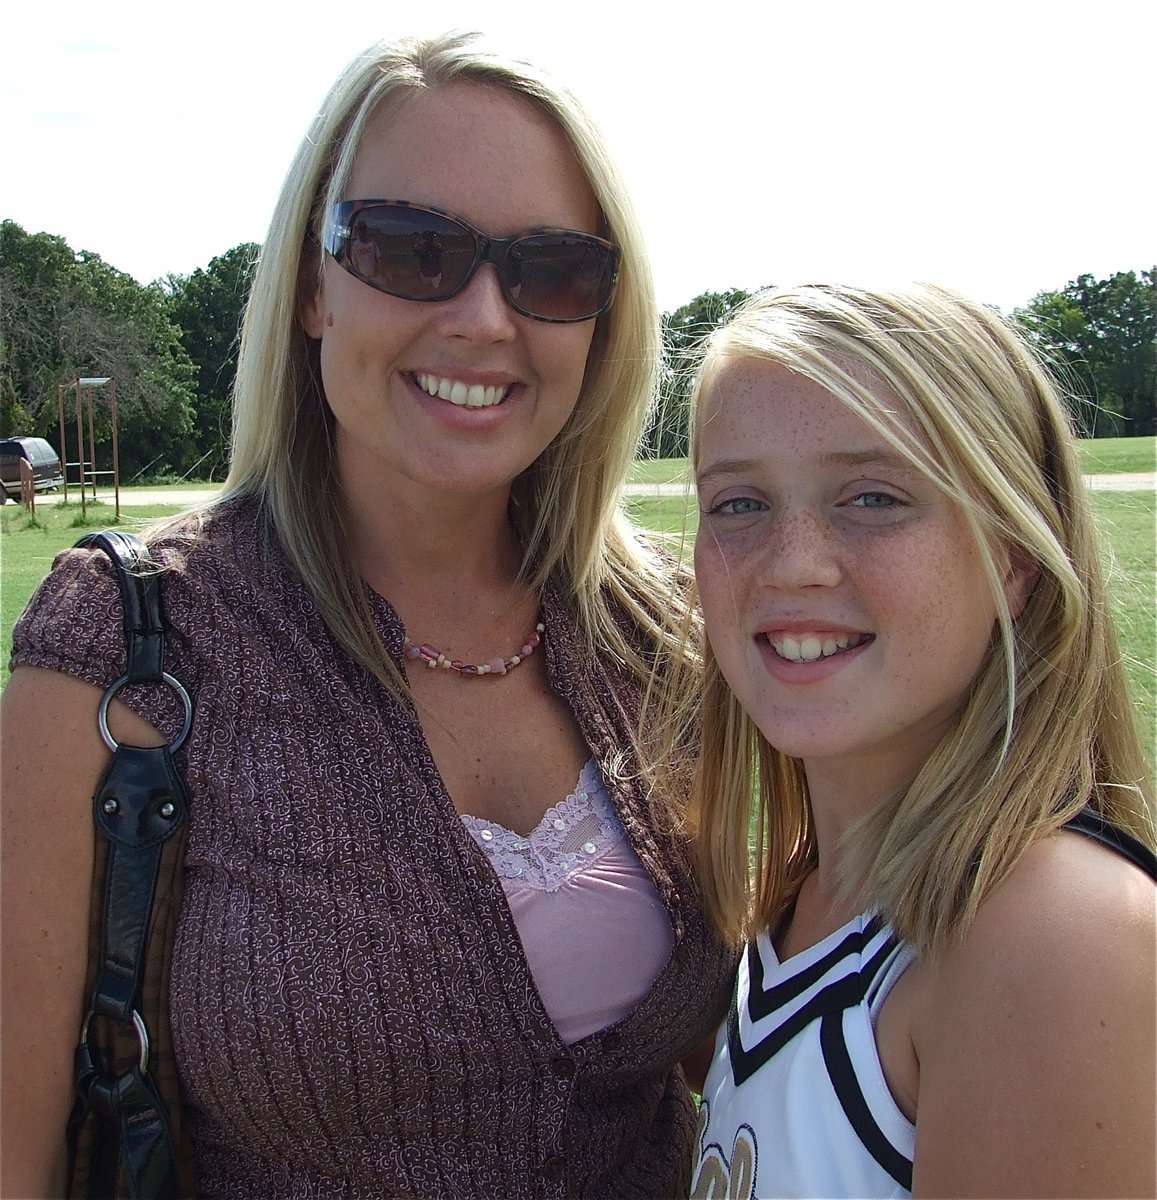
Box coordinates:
[711,496,766,516]
[849,491,898,508]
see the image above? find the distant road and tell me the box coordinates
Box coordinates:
[1081,473,1157,492]
[30,487,225,507]
[25,473,1157,507]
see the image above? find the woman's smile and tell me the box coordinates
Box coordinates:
[412,371,514,409]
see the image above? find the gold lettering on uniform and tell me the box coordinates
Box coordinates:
[690,1126,757,1200]
[729,1129,755,1199]
[691,1152,729,1199]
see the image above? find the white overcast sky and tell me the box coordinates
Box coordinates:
[4,0,1154,315]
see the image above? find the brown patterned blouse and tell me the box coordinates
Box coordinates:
[12,496,736,1199]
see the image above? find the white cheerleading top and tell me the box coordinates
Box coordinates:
[692,911,916,1199]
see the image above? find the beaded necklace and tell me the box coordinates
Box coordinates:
[402,620,544,677]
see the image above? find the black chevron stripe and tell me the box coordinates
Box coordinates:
[820,1010,913,1191]
[729,933,900,1086]
[746,916,887,1021]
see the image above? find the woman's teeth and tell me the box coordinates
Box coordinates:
[770,632,870,663]
[415,373,509,408]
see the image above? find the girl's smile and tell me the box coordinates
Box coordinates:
[755,625,875,685]
[764,629,873,664]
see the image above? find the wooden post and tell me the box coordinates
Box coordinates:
[110,379,120,521]
[74,380,86,519]
[57,384,70,503]
[19,459,35,512]
[86,389,97,501]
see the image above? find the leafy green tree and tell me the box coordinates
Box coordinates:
[1016,269,1156,437]
[1,222,77,437]
[644,287,752,459]
[1015,290,1106,435]
[166,243,259,479]
[0,220,196,478]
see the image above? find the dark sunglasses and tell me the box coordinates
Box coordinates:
[323,199,621,323]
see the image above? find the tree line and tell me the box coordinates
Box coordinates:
[1,220,1153,481]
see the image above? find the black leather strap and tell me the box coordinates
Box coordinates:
[72,1043,182,1200]
[91,746,188,1025]
[67,532,191,1200]
[75,532,166,683]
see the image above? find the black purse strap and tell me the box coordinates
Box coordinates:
[82,530,167,682]
[67,532,193,1200]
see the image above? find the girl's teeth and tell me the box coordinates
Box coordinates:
[416,373,507,408]
[771,632,864,662]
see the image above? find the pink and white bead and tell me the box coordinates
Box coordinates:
[402,622,544,678]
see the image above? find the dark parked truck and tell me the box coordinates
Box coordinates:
[0,437,64,502]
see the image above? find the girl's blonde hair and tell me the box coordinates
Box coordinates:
[672,282,1154,950]
[213,31,683,696]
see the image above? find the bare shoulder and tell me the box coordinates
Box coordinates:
[913,826,1155,1065]
[964,824,1153,966]
[911,829,1156,1197]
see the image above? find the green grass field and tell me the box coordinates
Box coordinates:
[1075,436,1156,475]
[628,457,692,486]
[1092,492,1156,744]
[3,445,1154,761]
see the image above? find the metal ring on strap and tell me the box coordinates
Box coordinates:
[97,673,194,753]
[80,1007,151,1074]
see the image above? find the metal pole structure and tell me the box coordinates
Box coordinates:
[77,377,115,518]
[57,384,70,503]
[74,380,86,519]
[109,379,120,521]
[86,389,97,502]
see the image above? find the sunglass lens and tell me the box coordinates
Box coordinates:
[509,237,616,320]
[348,209,475,300]
[338,204,617,320]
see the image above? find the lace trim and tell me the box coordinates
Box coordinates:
[461,759,627,892]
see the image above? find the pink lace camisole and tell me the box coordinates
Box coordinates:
[461,759,675,1045]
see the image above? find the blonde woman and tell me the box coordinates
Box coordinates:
[0,33,735,1198]
[671,283,1155,1198]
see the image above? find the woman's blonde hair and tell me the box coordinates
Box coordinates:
[672,282,1154,950]
[214,31,680,695]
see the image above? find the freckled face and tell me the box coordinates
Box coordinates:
[694,360,1014,797]
[301,82,601,506]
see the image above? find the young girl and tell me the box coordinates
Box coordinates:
[673,283,1156,1198]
